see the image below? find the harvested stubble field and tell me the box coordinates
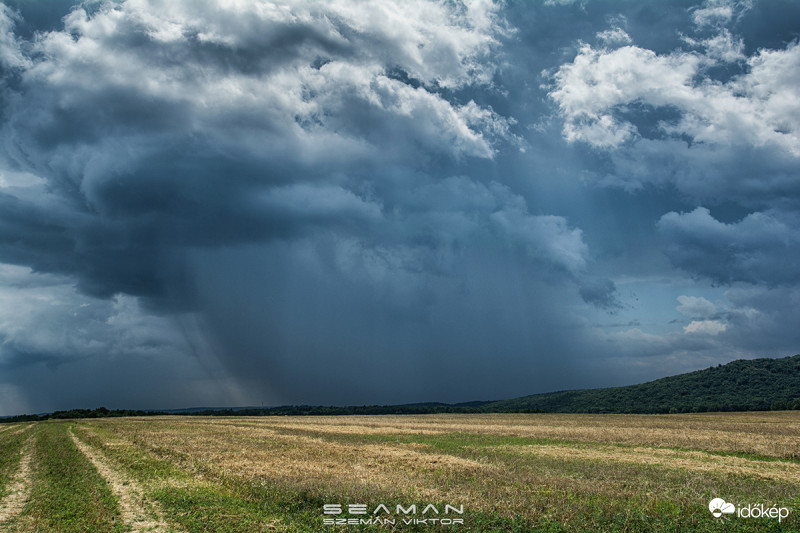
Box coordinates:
[0,413,798,532]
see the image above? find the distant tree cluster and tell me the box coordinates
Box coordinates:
[0,407,163,423]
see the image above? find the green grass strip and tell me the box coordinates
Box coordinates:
[24,422,124,533]
[0,426,29,500]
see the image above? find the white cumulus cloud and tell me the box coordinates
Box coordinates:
[677,295,716,317]
[547,4,800,200]
[684,320,727,335]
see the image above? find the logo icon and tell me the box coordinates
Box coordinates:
[709,498,735,519]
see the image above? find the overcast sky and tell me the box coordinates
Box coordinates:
[0,0,798,415]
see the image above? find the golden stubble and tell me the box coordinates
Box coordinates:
[0,435,34,525]
[224,412,800,459]
[100,419,492,501]
[505,443,800,483]
[94,419,559,516]
[83,413,800,521]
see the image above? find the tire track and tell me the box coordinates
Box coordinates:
[0,424,28,436]
[0,435,34,524]
[69,429,176,532]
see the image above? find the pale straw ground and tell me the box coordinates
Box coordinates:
[0,435,33,526]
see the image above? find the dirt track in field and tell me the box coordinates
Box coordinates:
[70,430,175,532]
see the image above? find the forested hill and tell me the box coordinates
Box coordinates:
[485,354,800,414]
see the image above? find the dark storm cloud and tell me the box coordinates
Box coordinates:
[0,0,797,414]
[0,0,520,303]
[0,190,77,272]
[578,278,621,311]
[0,0,610,412]
[658,207,800,286]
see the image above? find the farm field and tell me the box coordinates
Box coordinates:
[0,413,798,532]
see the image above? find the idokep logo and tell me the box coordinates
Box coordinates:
[709,498,790,523]
[709,498,735,519]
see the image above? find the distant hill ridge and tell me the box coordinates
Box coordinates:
[485,353,800,414]
[3,354,800,421]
